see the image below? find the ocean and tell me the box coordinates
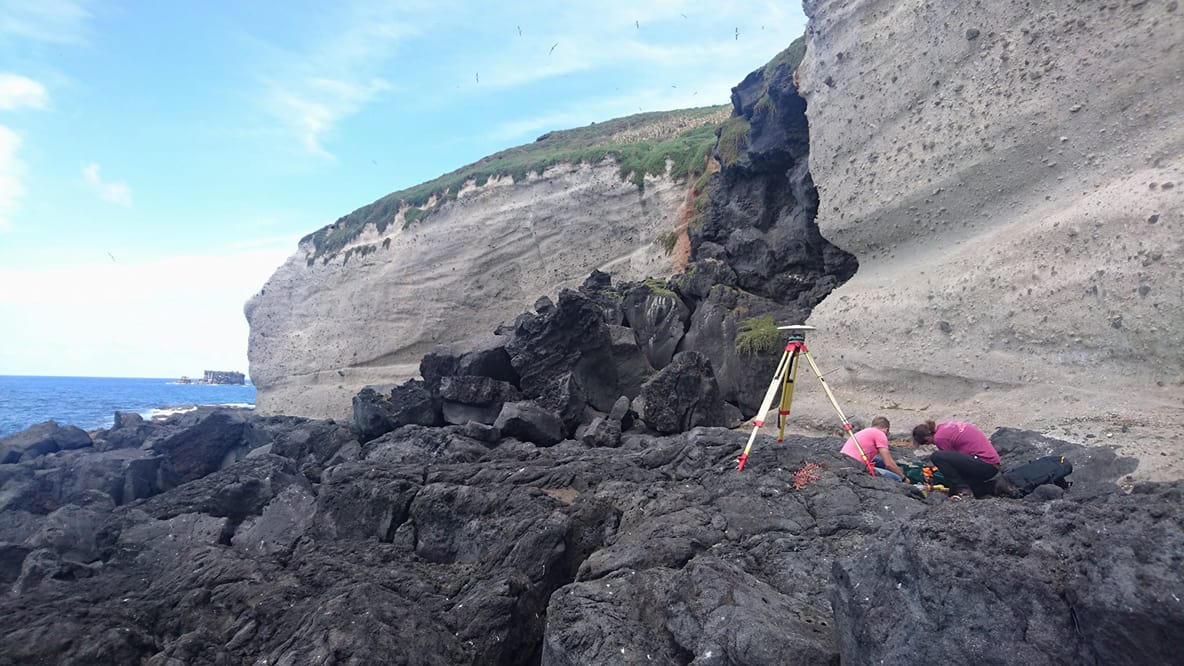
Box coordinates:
[0,375,256,439]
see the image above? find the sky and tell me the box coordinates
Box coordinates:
[0,0,807,379]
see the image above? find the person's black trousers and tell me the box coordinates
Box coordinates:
[931,450,999,497]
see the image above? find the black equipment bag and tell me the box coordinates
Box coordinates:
[1002,455,1073,497]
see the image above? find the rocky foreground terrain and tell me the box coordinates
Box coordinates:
[2,284,1182,664]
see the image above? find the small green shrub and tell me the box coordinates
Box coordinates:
[600,288,624,302]
[755,94,776,118]
[403,207,429,229]
[765,36,807,80]
[642,277,677,298]
[735,315,781,356]
[343,244,377,265]
[717,116,751,167]
[657,231,679,255]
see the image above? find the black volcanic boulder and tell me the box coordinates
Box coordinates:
[128,454,308,526]
[455,335,519,384]
[621,280,690,370]
[578,269,626,325]
[637,351,733,434]
[244,414,358,467]
[438,375,522,426]
[312,461,422,541]
[505,288,619,415]
[146,410,251,488]
[419,348,460,395]
[494,401,565,446]
[606,324,655,401]
[362,425,491,465]
[352,382,441,443]
[93,412,151,452]
[0,447,160,514]
[0,421,92,464]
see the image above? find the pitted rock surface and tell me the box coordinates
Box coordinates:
[0,405,1175,665]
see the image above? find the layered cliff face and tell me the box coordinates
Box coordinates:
[247,161,689,420]
[247,52,858,423]
[793,0,1183,469]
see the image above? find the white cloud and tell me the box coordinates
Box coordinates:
[269,77,391,157]
[0,125,24,230]
[82,162,132,206]
[0,73,48,110]
[0,0,93,44]
[259,4,416,158]
[0,244,295,377]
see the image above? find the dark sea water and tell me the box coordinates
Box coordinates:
[0,375,256,439]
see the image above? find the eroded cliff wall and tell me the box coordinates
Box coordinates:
[794,0,1182,446]
[247,161,687,420]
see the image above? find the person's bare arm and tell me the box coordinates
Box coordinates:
[878,446,906,481]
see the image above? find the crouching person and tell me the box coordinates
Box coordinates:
[911,419,1014,499]
[842,416,906,482]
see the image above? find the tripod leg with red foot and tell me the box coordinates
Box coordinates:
[800,349,877,476]
[737,349,790,472]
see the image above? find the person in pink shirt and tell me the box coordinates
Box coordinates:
[842,416,906,481]
[911,419,1010,499]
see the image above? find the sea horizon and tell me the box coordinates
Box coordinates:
[0,375,257,439]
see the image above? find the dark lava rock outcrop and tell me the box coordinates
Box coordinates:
[0,388,1177,665]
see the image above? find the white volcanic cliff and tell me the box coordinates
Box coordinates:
[246,161,691,420]
[793,0,1182,477]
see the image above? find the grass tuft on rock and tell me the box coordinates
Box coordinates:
[735,315,782,356]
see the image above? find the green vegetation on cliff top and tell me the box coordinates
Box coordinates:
[302,35,808,261]
[303,105,731,259]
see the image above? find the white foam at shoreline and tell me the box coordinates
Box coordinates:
[143,403,255,422]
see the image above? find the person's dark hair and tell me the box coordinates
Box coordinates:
[871,416,890,430]
[912,420,937,446]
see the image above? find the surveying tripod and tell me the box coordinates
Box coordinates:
[736,325,876,475]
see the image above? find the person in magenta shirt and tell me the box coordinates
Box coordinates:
[911,419,1007,498]
[842,416,906,481]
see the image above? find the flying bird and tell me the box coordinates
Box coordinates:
[635,20,639,29]
[106,251,117,263]
[735,27,739,40]
[549,42,558,54]
[517,25,522,36]
[475,72,479,83]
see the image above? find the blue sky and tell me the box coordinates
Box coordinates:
[0,0,806,379]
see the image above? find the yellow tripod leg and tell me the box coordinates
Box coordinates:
[801,350,877,476]
[776,351,801,443]
[738,349,790,472]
